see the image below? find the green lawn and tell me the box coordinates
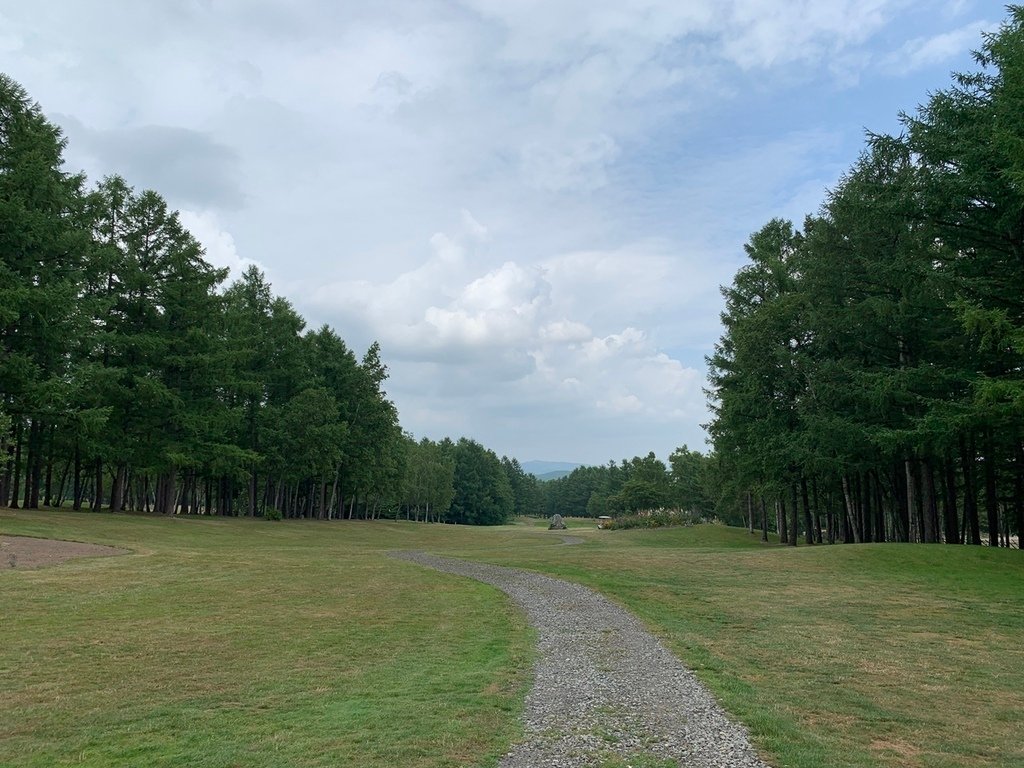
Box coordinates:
[0,510,533,768]
[436,524,1024,768]
[2,510,1022,768]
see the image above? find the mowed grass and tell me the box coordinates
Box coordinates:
[433,523,1024,768]
[3,510,1023,768]
[0,509,535,768]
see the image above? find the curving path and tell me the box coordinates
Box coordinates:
[393,551,771,768]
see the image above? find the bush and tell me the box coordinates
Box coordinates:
[263,506,283,521]
[603,510,695,530]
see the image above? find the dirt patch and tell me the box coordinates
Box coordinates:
[0,535,127,570]
[870,738,923,762]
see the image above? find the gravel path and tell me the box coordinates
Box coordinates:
[393,552,772,768]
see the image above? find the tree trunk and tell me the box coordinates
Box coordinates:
[841,475,861,543]
[1014,441,1024,550]
[161,471,176,515]
[942,456,960,544]
[959,433,982,545]
[249,467,258,517]
[800,477,813,545]
[54,459,70,508]
[905,457,918,543]
[788,484,799,546]
[760,497,769,542]
[26,417,41,507]
[327,469,338,520]
[0,427,12,507]
[812,480,823,543]
[92,457,103,511]
[983,430,1000,547]
[176,472,190,515]
[110,464,127,513]
[860,473,872,544]
[921,459,938,544]
[825,487,835,544]
[43,423,55,507]
[9,420,23,508]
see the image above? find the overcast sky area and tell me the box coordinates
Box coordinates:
[0,1,1009,465]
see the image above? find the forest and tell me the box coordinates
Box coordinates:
[0,73,533,524]
[705,9,1024,547]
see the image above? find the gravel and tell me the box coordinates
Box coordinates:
[393,551,773,768]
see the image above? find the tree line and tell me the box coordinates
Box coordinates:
[705,9,1024,548]
[0,73,535,525]
[540,446,713,520]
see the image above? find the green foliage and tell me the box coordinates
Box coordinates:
[704,9,1024,548]
[542,448,716,521]
[600,511,695,530]
[2,75,549,524]
[448,438,514,525]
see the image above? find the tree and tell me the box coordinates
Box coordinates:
[668,445,713,516]
[449,438,514,525]
[0,75,88,509]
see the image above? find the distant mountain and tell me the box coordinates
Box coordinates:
[536,469,573,481]
[521,460,582,478]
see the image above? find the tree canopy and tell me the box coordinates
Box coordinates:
[705,8,1024,548]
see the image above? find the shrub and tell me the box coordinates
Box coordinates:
[603,510,696,530]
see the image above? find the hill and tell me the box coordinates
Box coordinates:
[535,469,573,481]
[521,460,582,477]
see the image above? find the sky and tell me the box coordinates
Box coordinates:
[0,0,1009,465]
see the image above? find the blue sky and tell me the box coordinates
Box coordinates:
[0,0,1009,465]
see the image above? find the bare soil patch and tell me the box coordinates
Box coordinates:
[0,535,127,570]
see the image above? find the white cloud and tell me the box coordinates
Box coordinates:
[307,213,712,460]
[178,210,262,282]
[1,0,1003,462]
[520,134,620,192]
[885,19,991,73]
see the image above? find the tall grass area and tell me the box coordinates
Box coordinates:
[3,510,1022,767]
[0,509,533,768]
[438,524,1024,768]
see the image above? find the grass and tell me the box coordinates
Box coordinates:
[432,523,1024,768]
[3,510,1023,767]
[0,510,534,768]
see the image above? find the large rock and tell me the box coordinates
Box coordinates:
[548,514,567,530]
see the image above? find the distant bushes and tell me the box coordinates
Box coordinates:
[602,511,696,530]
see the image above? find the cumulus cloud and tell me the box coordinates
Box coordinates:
[0,0,999,462]
[308,213,709,460]
[178,210,263,283]
[885,20,992,74]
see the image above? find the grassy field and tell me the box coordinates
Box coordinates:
[0,510,534,768]
[2,509,1022,768]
